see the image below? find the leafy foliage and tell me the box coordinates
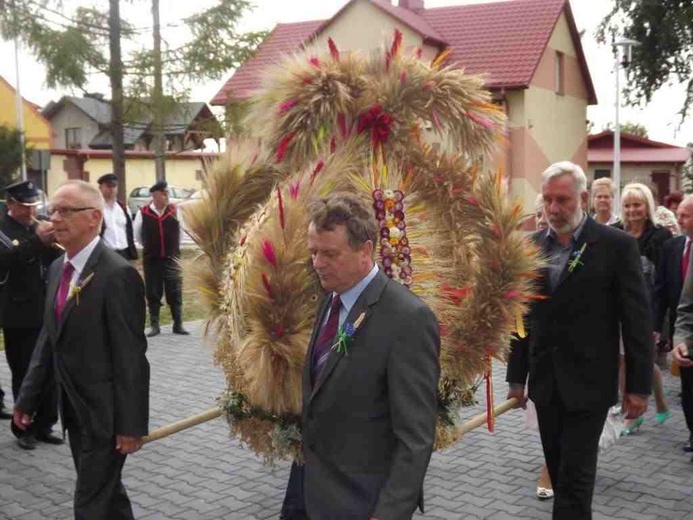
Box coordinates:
[602,121,649,138]
[597,0,693,125]
[0,124,25,187]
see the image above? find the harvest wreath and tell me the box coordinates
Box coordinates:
[182,31,543,463]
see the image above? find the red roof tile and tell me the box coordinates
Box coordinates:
[212,0,595,106]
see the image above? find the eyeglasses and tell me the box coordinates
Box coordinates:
[47,206,95,217]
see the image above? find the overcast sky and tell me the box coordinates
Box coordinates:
[1,0,691,146]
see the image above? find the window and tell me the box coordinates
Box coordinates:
[65,128,82,149]
[195,169,203,181]
[555,52,565,95]
[595,169,611,179]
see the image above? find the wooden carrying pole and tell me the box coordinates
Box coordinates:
[142,398,520,445]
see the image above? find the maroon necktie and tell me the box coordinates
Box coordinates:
[55,262,75,321]
[682,240,692,281]
[311,294,342,380]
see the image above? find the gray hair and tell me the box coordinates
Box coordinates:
[591,177,617,198]
[58,180,105,212]
[541,161,587,194]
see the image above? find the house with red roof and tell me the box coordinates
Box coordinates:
[212,0,596,209]
[588,131,691,202]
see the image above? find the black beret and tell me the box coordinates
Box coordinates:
[4,180,40,206]
[150,181,168,193]
[97,173,119,185]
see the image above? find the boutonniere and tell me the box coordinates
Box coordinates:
[568,243,587,273]
[68,273,95,305]
[332,312,367,355]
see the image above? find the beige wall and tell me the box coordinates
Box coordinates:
[308,0,439,62]
[46,154,205,197]
[508,11,589,212]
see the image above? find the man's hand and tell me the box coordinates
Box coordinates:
[507,383,527,409]
[116,435,143,455]
[653,331,661,344]
[673,343,693,368]
[35,221,55,246]
[622,393,648,419]
[13,408,33,431]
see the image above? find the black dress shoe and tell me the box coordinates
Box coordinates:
[684,435,693,453]
[17,434,37,451]
[146,325,161,337]
[0,406,12,420]
[37,431,64,445]
[172,324,190,335]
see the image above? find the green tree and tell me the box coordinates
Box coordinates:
[597,1,693,126]
[0,0,265,190]
[0,124,25,188]
[602,121,649,139]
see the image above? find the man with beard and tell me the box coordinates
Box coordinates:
[507,162,653,520]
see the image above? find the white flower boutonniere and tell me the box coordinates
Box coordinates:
[68,273,95,306]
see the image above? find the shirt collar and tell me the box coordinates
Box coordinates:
[547,211,587,245]
[335,263,379,315]
[65,235,101,276]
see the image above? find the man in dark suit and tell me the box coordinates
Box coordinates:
[507,162,653,520]
[97,173,138,261]
[13,180,150,519]
[283,192,440,520]
[669,197,693,459]
[0,180,62,449]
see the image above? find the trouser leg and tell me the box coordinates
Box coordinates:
[68,427,133,520]
[681,366,693,434]
[143,259,164,318]
[536,398,608,520]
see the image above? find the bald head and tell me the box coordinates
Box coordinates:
[677,196,693,238]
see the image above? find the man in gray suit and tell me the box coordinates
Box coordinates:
[13,180,149,519]
[286,192,440,520]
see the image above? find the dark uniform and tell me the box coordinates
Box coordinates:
[136,181,188,336]
[0,181,62,447]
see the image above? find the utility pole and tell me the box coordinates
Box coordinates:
[152,0,166,181]
[109,0,127,203]
[13,0,27,181]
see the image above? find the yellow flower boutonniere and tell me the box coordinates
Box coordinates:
[68,273,95,306]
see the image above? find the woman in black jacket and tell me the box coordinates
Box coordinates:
[613,183,672,433]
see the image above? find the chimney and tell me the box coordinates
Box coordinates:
[399,0,425,12]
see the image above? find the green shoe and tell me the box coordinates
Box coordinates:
[655,410,671,425]
[621,415,644,436]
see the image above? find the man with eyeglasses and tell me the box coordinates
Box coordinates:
[14,180,150,519]
[133,180,189,336]
[0,180,62,450]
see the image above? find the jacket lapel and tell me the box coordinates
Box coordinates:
[309,270,389,403]
[675,236,686,287]
[46,257,64,343]
[56,241,104,339]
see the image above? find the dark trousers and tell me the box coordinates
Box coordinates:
[3,327,58,434]
[280,462,308,519]
[143,257,182,314]
[681,366,693,435]
[535,396,608,520]
[64,396,133,520]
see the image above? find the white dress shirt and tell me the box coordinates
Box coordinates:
[102,200,129,250]
[64,235,101,286]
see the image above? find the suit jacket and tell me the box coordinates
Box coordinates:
[507,218,653,410]
[99,200,138,260]
[674,244,693,347]
[653,235,686,340]
[302,270,440,520]
[17,239,149,439]
[0,213,61,329]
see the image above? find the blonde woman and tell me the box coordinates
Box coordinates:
[591,178,620,225]
[613,183,672,433]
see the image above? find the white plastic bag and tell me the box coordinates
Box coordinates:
[598,405,624,453]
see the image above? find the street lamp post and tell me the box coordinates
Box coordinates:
[612,38,640,215]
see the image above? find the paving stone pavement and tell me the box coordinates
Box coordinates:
[0,321,691,519]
